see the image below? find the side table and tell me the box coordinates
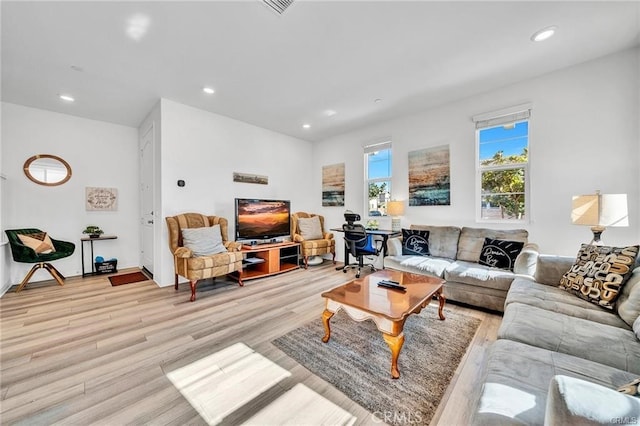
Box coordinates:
[81,235,117,277]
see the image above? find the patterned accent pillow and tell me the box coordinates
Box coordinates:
[297,216,323,240]
[559,244,639,310]
[618,378,640,397]
[401,229,430,256]
[18,232,56,254]
[478,238,524,271]
[181,225,227,256]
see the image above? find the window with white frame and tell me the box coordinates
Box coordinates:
[474,106,530,222]
[364,141,392,217]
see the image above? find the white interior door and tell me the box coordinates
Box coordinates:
[140,125,154,275]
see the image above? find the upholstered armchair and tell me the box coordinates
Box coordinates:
[5,228,75,292]
[291,212,336,268]
[166,213,244,302]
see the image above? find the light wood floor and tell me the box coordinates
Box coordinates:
[0,263,502,425]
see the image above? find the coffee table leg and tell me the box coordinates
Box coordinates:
[321,309,334,343]
[382,332,404,379]
[437,289,446,320]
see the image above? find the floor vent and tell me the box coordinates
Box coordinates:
[263,0,294,15]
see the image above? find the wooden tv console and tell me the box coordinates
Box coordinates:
[234,241,301,281]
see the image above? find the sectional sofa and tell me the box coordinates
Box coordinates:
[382,226,640,424]
[472,253,640,424]
[383,225,539,312]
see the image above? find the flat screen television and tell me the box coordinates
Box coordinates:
[235,198,291,241]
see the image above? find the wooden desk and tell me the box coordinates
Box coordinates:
[330,227,401,269]
[81,235,117,277]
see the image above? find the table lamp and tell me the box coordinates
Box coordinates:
[571,191,628,245]
[387,200,405,232]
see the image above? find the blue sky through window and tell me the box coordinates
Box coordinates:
[479,121,528,161]
[368,149,391,179]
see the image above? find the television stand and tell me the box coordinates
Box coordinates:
[234,241,300,281]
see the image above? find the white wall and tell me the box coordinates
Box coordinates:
[1,102,140,290]
[155,99,315,286]
[314,48,640,257]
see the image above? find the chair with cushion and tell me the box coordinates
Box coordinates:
[5,228,75,292]
[291,212,336,268]
[342,223,383,278]
[166,213,244,302]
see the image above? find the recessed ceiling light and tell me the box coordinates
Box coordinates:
[302,124,311,129]
[203,87,215,94]
[531,26,557,42]
[59,94,75,102]
[126,14,151,41]
[324,109,337,117]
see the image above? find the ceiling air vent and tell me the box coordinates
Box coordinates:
[263,0,294,15]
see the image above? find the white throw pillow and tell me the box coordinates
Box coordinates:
[181,225,227,256]
[297,216,323,240]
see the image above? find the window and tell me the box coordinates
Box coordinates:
[475,106,530,222]
[365,142,392,217]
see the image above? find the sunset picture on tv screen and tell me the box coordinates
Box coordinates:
[237,200,290,238]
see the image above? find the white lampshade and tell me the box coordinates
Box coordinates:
[387,201,405,217]
[387,200,405,232]
[571,192,628,245]
[571,193,628,227]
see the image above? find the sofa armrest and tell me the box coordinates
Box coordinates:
[387,237,403,256]
[513,243,539,277]
[545,375,640,425]
[534,254,576,286]
[225,241,242,251]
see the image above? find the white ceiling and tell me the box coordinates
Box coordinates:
[2,1,639,142]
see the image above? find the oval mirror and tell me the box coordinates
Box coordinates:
[23,154,72,186]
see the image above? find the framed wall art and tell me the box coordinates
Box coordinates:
[86,187,118,211]
[322,163,345,206]
[408,145,450,206]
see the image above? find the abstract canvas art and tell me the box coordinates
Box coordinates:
[409,145,450,206]
[322,163,345,206]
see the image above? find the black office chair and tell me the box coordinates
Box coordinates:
[342,223,383,278]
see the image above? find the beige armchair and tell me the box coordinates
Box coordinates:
[166,213,244,302]
[291,212,336,268]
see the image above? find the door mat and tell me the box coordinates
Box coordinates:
[109,271,150,286]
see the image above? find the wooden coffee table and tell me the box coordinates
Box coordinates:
[321,270,445,379]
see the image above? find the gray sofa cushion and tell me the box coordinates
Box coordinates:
[506,278,630,329]
[383,255,453,278]
[545,375,640,425]
[457,227,528,263]
[409,225,460,259]
[617,267,640,327]
[472,339,637,426]
[498,303,640,374]
[445,260,516,292]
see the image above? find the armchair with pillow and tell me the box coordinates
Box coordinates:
[291,212,336,268]
[166,213,244,302]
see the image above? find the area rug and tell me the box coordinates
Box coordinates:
[272,305,481,426]
[109,271,150,286]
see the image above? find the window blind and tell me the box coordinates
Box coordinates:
[363,141,392,154]
[472,103,532,129]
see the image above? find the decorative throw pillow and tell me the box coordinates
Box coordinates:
[559,244,640,310]
[618,378,640,397]
[298,216,323,240]
[181,225,227,257]
[401,229,430,256]
[18,232,56,254]
[478,238,524,271]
